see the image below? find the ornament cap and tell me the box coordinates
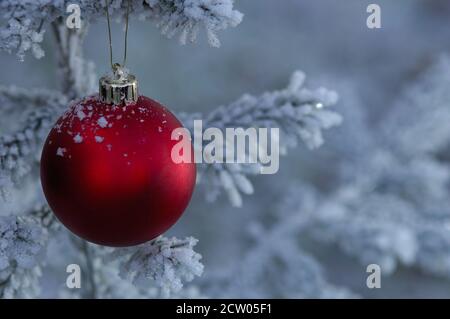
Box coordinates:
[99,63,138,105]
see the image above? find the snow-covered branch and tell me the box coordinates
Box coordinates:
[283,56,450,279]
[306,164,450,277]
[382,55,450,156]
[0,215,47,298]
[199,71,341,150]
[0,87,67,200]
[51,20,96,99]
[58,238,203,299]
[0,0,243,60]
[28,204,61,232]
[203,183,355,298]
[180,71,342,206]
[111,236,203,297]
[147,0,243,47]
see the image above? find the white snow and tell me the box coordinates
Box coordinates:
[73,134,83,143]
[56,147,66,157]
[112,236,203,297]
[76,106,86,120]
[0,0,242,61]
[97,117,108,128]
[95,136,104,143]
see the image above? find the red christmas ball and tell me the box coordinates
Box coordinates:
[40,95,196,246]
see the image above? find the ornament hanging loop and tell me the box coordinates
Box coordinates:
[105,0,131,70]
[100,0,137,105]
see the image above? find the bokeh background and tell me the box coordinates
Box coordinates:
[3,0,450,298]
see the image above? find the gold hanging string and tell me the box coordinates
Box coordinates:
[105,0,131,71]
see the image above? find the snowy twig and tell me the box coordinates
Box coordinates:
[382,55,450,156]
[204,183,355,298]
[111,236,203,297]
[0,0,243,60]
[307,151,450,277]
[288,56,450,278]
[51,19,96,99]
[180,71,342,206]
[0,215,47,298]
[146,0,243,47]
[28,203,61,232]
[0,88,67,200]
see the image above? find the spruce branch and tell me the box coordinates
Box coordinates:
[382,55,450,156]
[204,183,355,298]
[180,71,342,206]
[28,204,60,232]
[111,236,204,297]
[307,152,450,277]
[0,88,67,200]
[51,18,96,99]
[0,215,47,298]
[0,0,243,60]
[289,56,450,279]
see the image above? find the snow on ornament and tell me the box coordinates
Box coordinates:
[40,64,196,246]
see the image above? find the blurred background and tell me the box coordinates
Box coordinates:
[3,0,450,298]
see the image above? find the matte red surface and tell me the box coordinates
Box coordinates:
[40,95,196,246]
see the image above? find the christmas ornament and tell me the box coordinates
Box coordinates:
[40,1,196,246]
[40,66,196,247]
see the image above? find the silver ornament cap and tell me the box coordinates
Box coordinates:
[99,63,138,105]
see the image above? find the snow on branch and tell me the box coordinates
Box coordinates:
[317,57,450,277]
[0,215,47,298]
[0,87,67,199]
[0,86,65,115]
[63,239,203,299]
[90,258,159,299]
[180,71,342,206]
[111,236,203,297]
[0,0,243,59]
[382,55,450,156]
[310,189,419,275]
[203,71,342,149]
[51,23,97,99]
[298,151,450,277]
[147,0,243,47]
[211,240,355,298]
[28,204,61,232]
[204,183,355,298]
